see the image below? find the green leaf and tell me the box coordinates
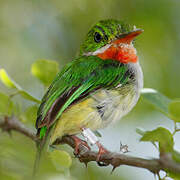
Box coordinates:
[141,88,172,117]
[0,92,14,115]
[49,150,72,170]
[19,91,40,104]
[31,59,59,86]
[0,69,40,103]
[140,127,174,153]
[0,69,20,89]
[136,127,158,148]
[168,100,180,122]
[136,128,145,136]
[21,105,38,123]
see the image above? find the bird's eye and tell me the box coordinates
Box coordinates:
[94,32,102,43]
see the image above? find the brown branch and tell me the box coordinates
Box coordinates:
[0,116,180,175]
[0,116,37,141]
[56,136,180,174]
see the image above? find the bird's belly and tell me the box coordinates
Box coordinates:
[50,97,102,144]
[50,83,139,144]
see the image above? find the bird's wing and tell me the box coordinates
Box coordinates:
[36,55,130,134]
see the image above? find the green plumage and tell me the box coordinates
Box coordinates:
[79,19,134,55]
[36,56,129,136]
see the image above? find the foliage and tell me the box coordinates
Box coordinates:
[0,69,41,103]
[168,100,180,122]
[0,92,14,116]
[49,149,72,170]
[31,59,59,87]
[140,127,174,153]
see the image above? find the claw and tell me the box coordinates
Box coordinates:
[71,135,91,155]
[96,141,109,161]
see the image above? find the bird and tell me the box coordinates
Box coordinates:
[34,19,143,171]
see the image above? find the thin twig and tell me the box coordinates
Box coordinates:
[0,116,37,141]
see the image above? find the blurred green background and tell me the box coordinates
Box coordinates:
[0,0,180,179]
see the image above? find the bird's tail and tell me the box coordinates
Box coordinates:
[33,128,51,177]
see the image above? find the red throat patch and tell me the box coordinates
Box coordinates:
[97,43,138,64]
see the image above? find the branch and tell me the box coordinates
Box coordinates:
[56,137,180,174]
[0,116,180,175]
[0,116,37,141]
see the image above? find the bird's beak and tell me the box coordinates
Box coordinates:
[114,29,144,44]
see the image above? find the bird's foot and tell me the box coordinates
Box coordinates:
[71,135,91,155]
[96,141,109,161]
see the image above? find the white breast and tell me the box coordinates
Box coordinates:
[90,61,143,128]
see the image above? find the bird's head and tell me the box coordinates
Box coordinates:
[79,19,143,64]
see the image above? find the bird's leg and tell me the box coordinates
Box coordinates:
[96,141,109,161]
[71,135,90,155]
[81,128,109,161]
